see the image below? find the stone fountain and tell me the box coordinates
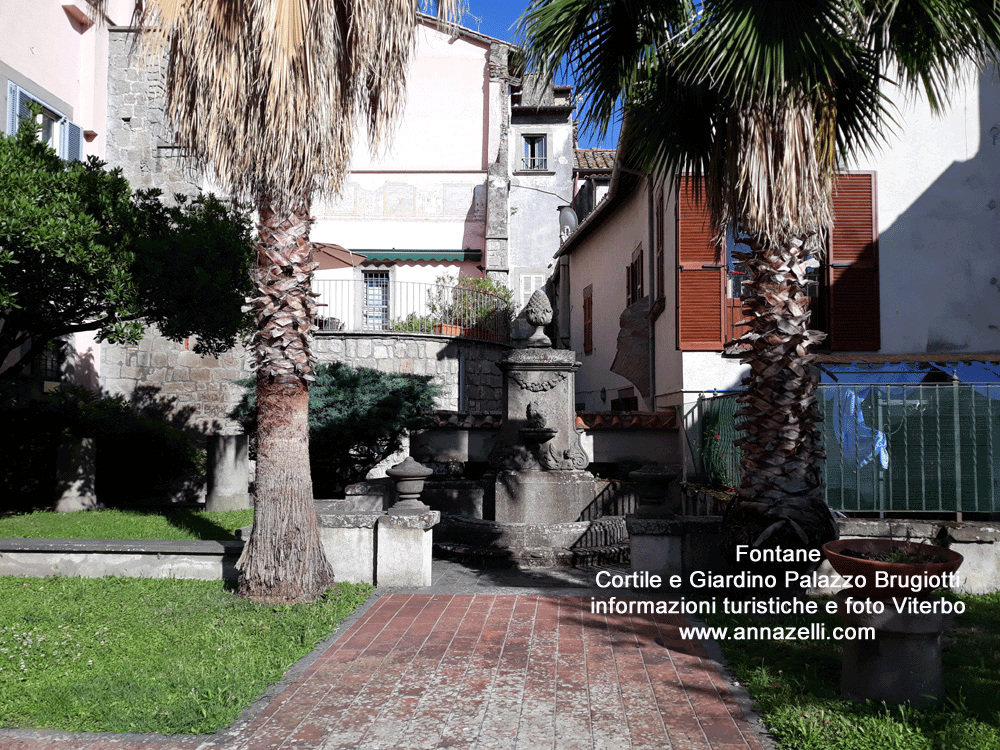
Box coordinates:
[485,290,596,524]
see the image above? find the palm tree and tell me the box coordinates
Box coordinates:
[521,0,1000,559]
[131,0,459,602]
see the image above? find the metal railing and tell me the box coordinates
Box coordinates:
[312,278,512,343]
[682,383,1000,516]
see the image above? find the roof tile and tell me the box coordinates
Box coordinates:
[574,148,616,172]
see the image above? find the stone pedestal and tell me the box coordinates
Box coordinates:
[488,347,594,522]
[626,516,724,581]
[206,434,250,511]
[834,591,953,707]
[54,438,99,512]
[494,470,596,524]
[316,506,381,585]
[377,511,440,587]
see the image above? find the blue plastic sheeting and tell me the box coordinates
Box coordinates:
[829,388,889,469]
[819,361,1000,470]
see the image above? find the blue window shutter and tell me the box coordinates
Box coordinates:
[6,83,32,137]
[64,120,82,161]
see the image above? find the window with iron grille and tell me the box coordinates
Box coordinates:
[362,271,390,330]
[522,134,547,171]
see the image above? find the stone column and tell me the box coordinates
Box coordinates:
[54,438,99,512]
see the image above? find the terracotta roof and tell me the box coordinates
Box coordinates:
[576,412,677,430]
[574,148,616,172]
[429,410,676,430]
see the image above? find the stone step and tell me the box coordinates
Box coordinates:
[434,541,630,569]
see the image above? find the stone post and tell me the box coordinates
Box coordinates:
[206,434,250,511]
[54,438,100,512]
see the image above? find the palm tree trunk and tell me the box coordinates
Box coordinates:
[722,231,838,566]
[236,195,335,602]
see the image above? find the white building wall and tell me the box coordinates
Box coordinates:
[567,182,652,411]
[849,69,1000,355]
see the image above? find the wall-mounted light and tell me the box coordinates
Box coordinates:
[600,387,607,403]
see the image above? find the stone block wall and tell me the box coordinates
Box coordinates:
[313,332,505,413]
[106,30,202,198]
[101,329,251,433]
[101,331,506,434]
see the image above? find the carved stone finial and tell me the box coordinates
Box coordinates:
[524,289,553,327]
[523,289,553,348]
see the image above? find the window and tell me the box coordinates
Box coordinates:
[626,245,643,306]
[362,270,390,330]
[676,173,879,352]
[520,273,545,306]
[583,284,593,354]
[6,83,82,161]
[522,135,547,171]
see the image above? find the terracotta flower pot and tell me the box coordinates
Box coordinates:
[822,538,963,598]
[433,323,463,336]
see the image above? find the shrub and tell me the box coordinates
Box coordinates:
[231,363,440,497]
[427,274,515,331]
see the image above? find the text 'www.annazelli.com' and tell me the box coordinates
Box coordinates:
[677,624,875,641]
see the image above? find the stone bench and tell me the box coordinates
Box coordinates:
[0,538,243,580]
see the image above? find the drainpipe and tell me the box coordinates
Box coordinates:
[646,180,656,411]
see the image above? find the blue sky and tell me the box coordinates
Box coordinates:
[458,1,622,150]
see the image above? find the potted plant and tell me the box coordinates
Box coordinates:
[822,538,963,598]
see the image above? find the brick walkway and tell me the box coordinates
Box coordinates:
[1,562,773,750]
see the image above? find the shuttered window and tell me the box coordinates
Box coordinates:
[626,245,644,306]
[6,82,82,161]
[520,273,545,306]
[676,173,880,352]
[827,172,879,351]
[583,284,593,354]
[676,177,726,349]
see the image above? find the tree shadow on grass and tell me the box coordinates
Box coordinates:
[161,508,239,540]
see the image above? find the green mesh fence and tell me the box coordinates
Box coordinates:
[686,383,1000,514]
[821,382,1000,514]
[686,394,741,489]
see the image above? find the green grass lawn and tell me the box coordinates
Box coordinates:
[0,577,372,734]
[708,592,1000,750]
[0,509,254,541]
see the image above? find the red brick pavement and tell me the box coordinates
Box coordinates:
[1,594,768,750]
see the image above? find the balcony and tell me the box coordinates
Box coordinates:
[312,278,513,344]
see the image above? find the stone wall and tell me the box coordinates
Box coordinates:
[313,332,506,413]
[101,329,251,433]
[106,30,202,198]
[101,331,507,433]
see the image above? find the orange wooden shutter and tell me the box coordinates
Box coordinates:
[676,177,725,350]
[827,173,879,351]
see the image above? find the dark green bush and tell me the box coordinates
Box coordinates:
[230,362,440,497]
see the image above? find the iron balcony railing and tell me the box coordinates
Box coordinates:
[312,278,512,343]
[683,383,1000,517]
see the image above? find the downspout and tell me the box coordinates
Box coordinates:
[646,180,656,411]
